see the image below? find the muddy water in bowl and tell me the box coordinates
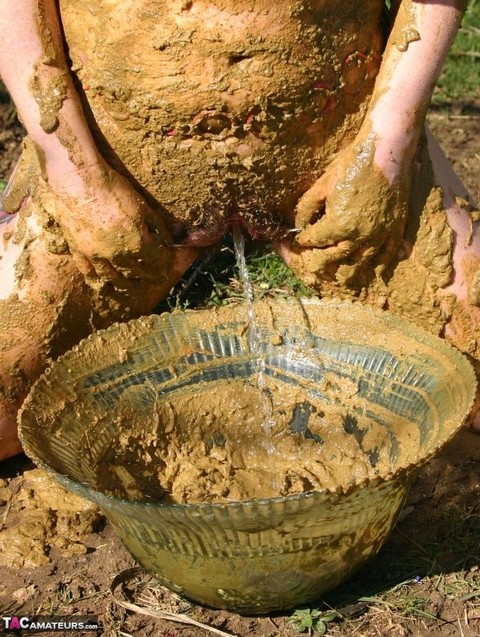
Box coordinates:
[86,375,394,504]
[19,299,476,613]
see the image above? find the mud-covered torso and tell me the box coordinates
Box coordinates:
[60,0,386,242]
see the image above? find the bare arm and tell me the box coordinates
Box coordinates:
[293,0,467,265]
[0,0,102,191]
[365,0,467,181]
[0,0,199,286]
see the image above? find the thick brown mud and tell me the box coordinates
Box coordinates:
[18,300,475,510]
[59,0,385,237]
[0,468,102,569]
[88,376,399,504]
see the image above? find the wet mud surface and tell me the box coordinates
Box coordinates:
[59,0,384,239]
[90,378,392,504]
[0,468,102,569]
[1,429,480,636]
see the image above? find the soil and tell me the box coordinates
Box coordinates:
[0,96,24,180]
[1,91,480,636]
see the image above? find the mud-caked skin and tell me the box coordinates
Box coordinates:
[0,139,186,458]
[60,0,385,242]
[0,0,479,460]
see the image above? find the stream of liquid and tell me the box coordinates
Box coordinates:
[232,226,277,449]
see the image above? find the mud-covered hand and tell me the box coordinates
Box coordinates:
[293,136,409,275]
[44,163,185,285]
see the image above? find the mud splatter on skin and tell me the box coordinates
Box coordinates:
[29,0,69,133]
[284,136,459,337]
[59,0,386,239]
[293,133,408,276]
[389,0,421,53]
[4,0,480,464]
[1,0,386,427]
[0,142,180,455]
[54,0,465,350]
[34,0,62,66]
[29,67,68,134]
[395,27,420,52]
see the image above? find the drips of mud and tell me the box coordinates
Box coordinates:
[0,468,102,569]
[88,374,399,505]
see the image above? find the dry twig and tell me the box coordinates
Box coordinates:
[110,567,237,637]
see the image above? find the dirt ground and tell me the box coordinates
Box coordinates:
[1,94,480,637]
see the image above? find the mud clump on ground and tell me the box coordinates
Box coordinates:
[0,468,103,569]
[88,374,399,505]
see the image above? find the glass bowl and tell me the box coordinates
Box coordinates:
[18,299,476,614]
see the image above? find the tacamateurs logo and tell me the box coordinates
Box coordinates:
[1,615,100,632]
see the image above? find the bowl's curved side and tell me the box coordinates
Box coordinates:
[16,298,477,613]
[103,475,409,613]
[19,298,477,496]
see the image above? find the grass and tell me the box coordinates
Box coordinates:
[155,238,315,314]
[288,608,339,634]
[433,0,480,103]
[0,4,475,321]
[147,28,480,633]
[281,496,480,635]
[157,2,480,316]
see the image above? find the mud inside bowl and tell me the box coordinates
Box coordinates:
[19,299,476,614]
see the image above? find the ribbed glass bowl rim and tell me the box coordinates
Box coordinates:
[18,298,477,513]
[24,452,411,516]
